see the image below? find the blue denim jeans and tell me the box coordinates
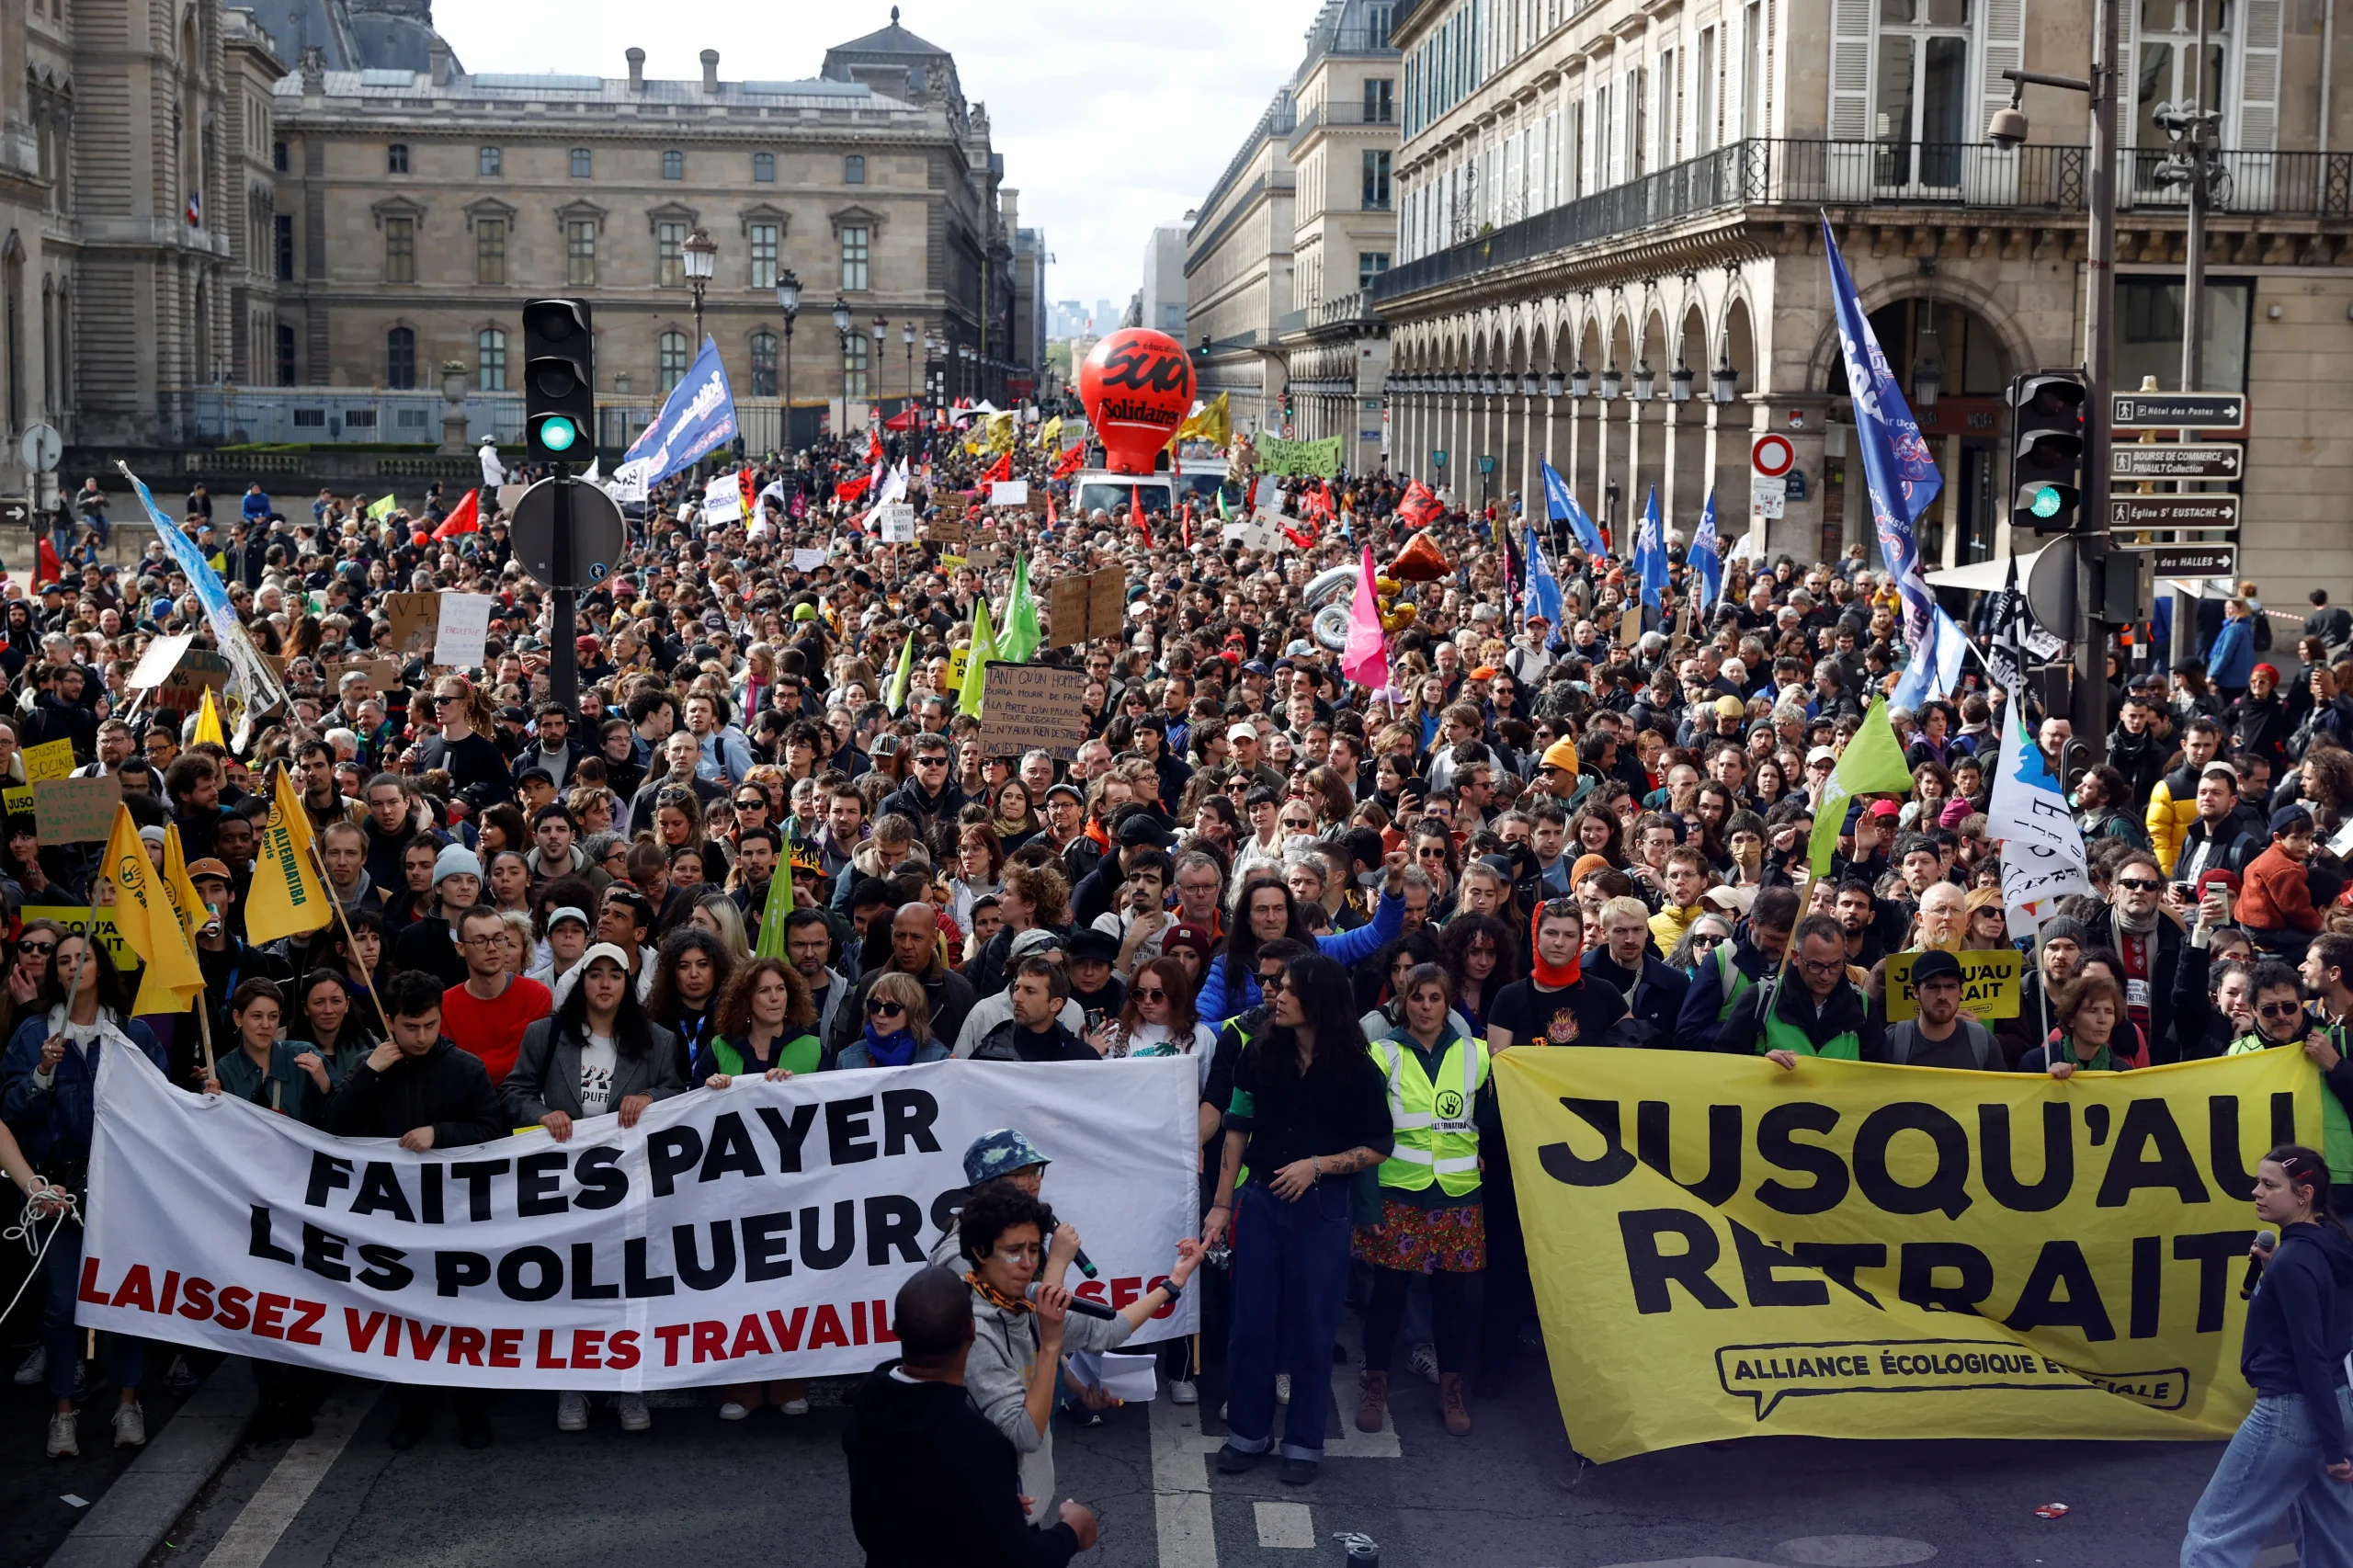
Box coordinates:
[1226,1177,1352,1461]
[2181,1388,2353,1568]
[43,1218,144,1401]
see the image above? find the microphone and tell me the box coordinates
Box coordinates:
[2242,1231,2279,1300]
[1072,1246,1099,1280]
[1027,1281,1117,1320]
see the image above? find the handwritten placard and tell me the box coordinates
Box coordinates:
[979,665,1089,758]
[435,594,495,670]
[988,481,1029,508]
[22,739,75,782]
[384,593,439,658]
[34,776,120,844]
[1046,565,1128,649]
[156,649,232,717]
[924,515,969,547]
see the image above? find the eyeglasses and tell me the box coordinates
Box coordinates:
[865,998,906,1018]
[1689,932,1725,949]
[1279,818,1313,831]
[1134,987,1167,1003]
[17,939,54,955]
[1256,972,1288,993]
[2117,877,2163,892]
[2257,1002,2304,1019]
[1797,956,1845,975]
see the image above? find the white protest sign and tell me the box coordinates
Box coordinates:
[790,548,828,573]
[1253,477,1282,511]
[77,1049,1198,1389]
[433,593,494,669]
[127,633,197,691]
[989,481,1030,507]
[878,503,916,543]
[702,474,744,525]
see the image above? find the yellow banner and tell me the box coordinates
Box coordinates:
[1494,1047,2318,1462]
[1886,949,2023,1021]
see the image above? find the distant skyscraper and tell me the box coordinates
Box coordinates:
[1095,298,1114,334]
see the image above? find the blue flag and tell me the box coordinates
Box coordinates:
[1522,527,1564,630]
[614,335,737,495]
[1541,460,1605,554]
[1633,486,1669,611]
[1689,489,1723,611]
[1891,604,1967,711]
[1824,216,1942,652]
[120,463,286,709]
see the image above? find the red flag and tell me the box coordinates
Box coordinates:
[868,426,884,469]
[1282,525,1315,550]
[835,473,873,504]
[1131,485,1154,550]
[738,466,757,519]
[1398,480,1444,528]
[981,449,1014,485]
[1180,504,1193,550]
[1046,494,1059,528]
[1051,444,1085,480]
[430,488,481,541]
[34,535,61,587]
[1307,481,1335,519]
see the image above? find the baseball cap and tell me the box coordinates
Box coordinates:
[1116,815,1177,848]
[1908,949,1963,987]
[547,906,591,932]
[185,858,233,885]
[1715,695,1745,718]
[1806,745,1837,767]
[1227,722,1259,743]
[2270,804,2315,837]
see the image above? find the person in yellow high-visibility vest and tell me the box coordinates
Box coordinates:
[1353,961,1492,1440]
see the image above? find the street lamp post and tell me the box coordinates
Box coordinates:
[682,228,716,479]
[871,315,888,423]
[831,295,853,437]
[776,268,801,468]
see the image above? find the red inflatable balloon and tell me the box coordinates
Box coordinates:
[1078,327,1196,476]
[411,530,430,548]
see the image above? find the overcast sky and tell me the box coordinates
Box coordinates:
[431,1,1317,330]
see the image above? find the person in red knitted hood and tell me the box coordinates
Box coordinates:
[1484,898,1630,1051]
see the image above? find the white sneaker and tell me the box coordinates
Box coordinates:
[46,1410,78,1458]
[14,1344,47,1386]
[1407,1343,1440,1385]
[1276,1373,1291,1405]
[112,1403,145,1448]
[718,1401,751,1421]
[779,1398,810,1415]
[615,1392,650,1432]
[1169,1379,1199,1405]
[555,1392,588,1432]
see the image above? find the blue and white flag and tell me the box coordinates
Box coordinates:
[1985,666,2090,934]
[1823,216,1942,652]
[613,335,737,500]
[119,463,286,711]
[1689,489,1723,611]
[1521,526,1564,629]
[1891,604,1968,712]
[1633,486,1669,611]
[1541,461,1605,554]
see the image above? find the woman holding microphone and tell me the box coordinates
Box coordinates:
[2180,1144,2353,1564]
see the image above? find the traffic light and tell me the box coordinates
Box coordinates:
[2007,371,2086,532]
[522,298,595,460]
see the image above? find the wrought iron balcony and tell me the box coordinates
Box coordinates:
[1370,139,2353,305]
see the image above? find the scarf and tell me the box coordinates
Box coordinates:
[2062,1034,2120,1073]
[2113,903,2161,937]
[1529,905,1584,988]
[966,1271,1032,1316]
[862,1022,918,1068]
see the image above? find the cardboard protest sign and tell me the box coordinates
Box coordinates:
[384,593,439,658]
[434,594,495,669]
[979,665,1090,758]
[924,516,969,547]
[966,546,1001,572]
[989,481,1029,507]
[1884,949,2024,1021]
[1047,566,1128,648]
[789,548,828,573]
[34,776,121,844]
[155,649,233,717]
[22,740,75,782]
[321,659,402,697]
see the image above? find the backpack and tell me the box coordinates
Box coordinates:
[1884,1017,2002,1070]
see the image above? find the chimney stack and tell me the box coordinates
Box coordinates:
[626,47,645,92]
[701,49,721,94]
[426,35,451,86]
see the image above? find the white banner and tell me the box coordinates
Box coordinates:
[78,1049,1198,1390]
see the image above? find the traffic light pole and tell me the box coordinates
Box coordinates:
[2073,0,2120,767]
[551,467,578,710]
[2171,8,2214,669]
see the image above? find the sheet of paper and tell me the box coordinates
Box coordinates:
[435,594,495,669]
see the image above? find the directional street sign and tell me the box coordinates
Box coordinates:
[2149,545,2238,574]
[2108,494,2240,532]
[2110,392,2246,430]
[2109,442,2244,480]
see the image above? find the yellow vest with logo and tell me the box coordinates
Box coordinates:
[1371,1033,1491,1199]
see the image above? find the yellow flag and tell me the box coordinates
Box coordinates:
[1035,415,1063,450]
[101,807,204,1013]
[194,687,225,747]
[1169,392,1231,450]
[245,765,332,947]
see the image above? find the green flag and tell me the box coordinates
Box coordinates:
[999,554,1041,665]
[754,845,793,959]
[365,493,398,520]
[1216,490,1232,521]
[1805,698,1917,878]
[885,629,915,714]
[960,597,995,719]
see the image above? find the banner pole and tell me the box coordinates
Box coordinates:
[194,984,215,1083]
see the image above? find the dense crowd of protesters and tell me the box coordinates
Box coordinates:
[0,415,2349,1563]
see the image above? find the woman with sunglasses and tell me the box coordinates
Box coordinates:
[1098,956,1214,1064]
[1666,913,1734,975]
[422,677,511,805]
[835,970,947,1068]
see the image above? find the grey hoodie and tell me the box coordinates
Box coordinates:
[966,1290,1134,1525]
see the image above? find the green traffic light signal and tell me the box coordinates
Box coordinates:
[538,415,577,453]
[2029,484,2063,518]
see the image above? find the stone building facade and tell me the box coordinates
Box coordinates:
[0,0,286,498]
[1187,88,1297,437]
[268,13,1026,427]
[1371,0,2353,598]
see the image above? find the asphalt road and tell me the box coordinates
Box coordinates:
[121,1338,2285,1568]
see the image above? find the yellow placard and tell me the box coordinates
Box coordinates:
[1885,949,2024,1021]
[2,784,30,818]
[945,647,970,693]
[941,554,968,571]
[1494,1045,2318,1463]
[23,740,75,781]
[21,903,133,970]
